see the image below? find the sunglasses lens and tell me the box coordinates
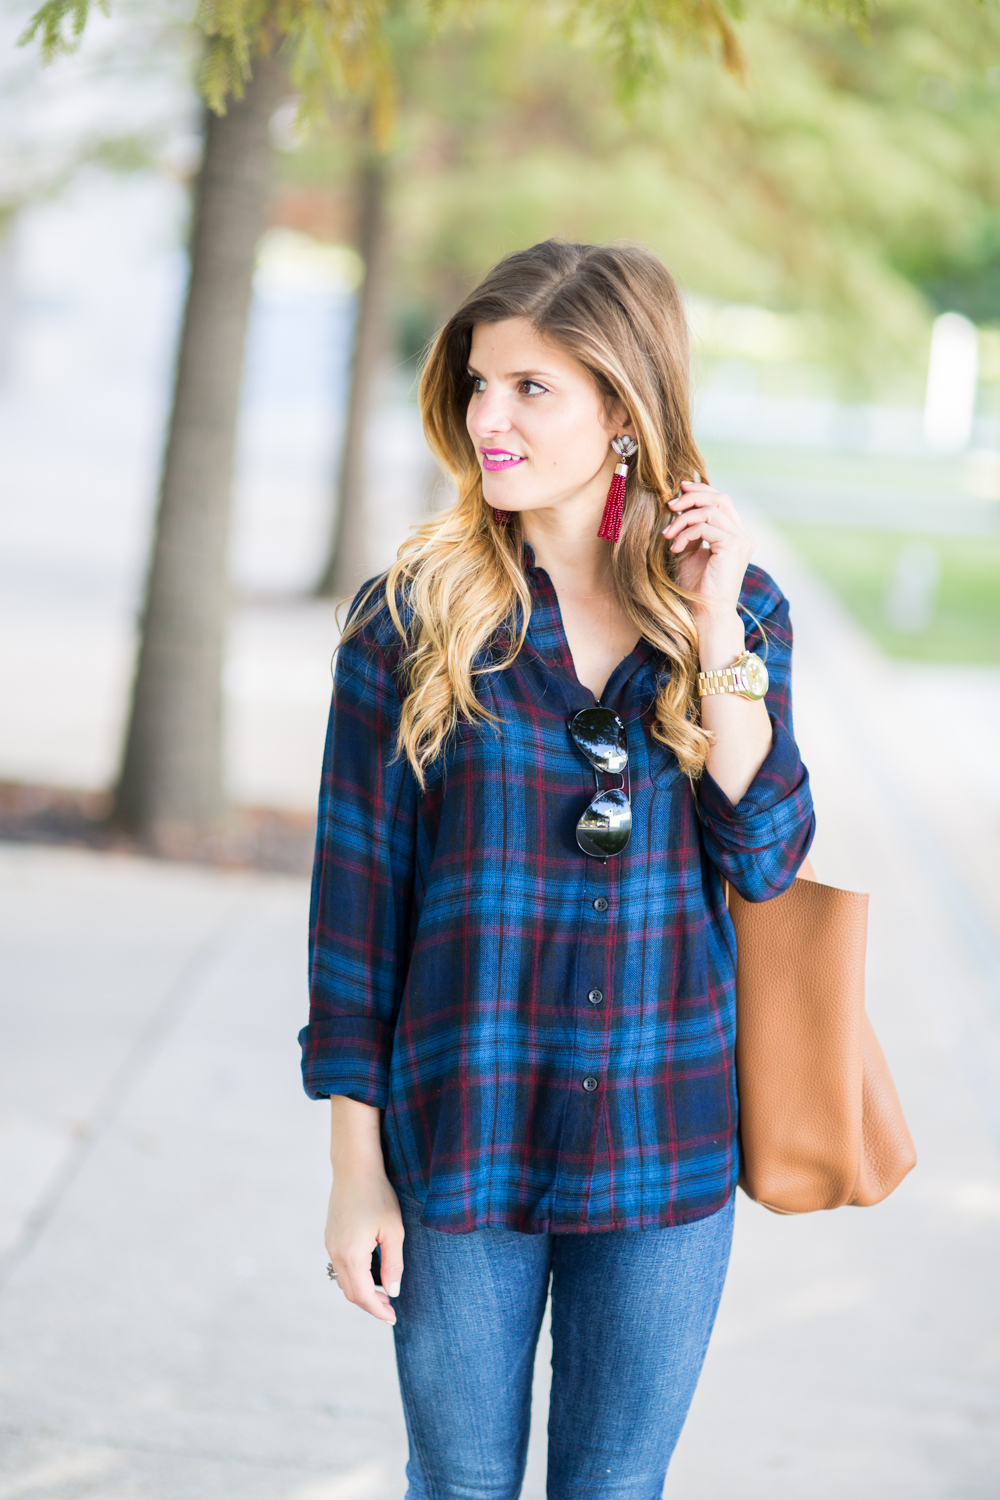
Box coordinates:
[576,789,632,858]
[569,708,628,774]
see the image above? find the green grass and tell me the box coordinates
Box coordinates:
[778,524,1000,664]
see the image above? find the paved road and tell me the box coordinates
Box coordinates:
[2,527,1000,1499]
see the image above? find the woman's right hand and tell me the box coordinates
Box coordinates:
[325,1096,404,1324]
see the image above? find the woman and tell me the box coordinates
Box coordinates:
[300,240,814,1497]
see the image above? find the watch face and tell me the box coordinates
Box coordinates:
[741,654,769,699]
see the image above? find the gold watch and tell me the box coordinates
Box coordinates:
[697,650,769,701]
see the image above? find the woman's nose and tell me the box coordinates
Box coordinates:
[468,389,511,437]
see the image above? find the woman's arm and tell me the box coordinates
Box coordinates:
[300,603,417,1323]
[325,1095,404,1325]
[663,479,772,803]
[693,606,773,805]
[301,621,418,1107]
[665,481,814,899]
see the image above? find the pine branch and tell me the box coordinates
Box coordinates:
[13,0,887,118]
[18,0,109,60]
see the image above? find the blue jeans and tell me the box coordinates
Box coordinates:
[391,1192,734,1500]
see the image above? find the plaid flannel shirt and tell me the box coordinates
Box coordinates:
[300,549,814,1234]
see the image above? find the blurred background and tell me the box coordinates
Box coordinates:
[1,0,999,1496]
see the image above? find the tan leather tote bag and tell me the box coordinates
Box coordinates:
[726,861,916,1214]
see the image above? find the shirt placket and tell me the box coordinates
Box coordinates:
[523,570,637,1221]
[560,726,627,1223]
[577,805,619,1094]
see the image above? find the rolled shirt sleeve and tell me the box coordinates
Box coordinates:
[299,592,418,1104]
[696,567,815,901]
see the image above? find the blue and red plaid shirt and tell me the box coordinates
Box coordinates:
[300,549,814,1233]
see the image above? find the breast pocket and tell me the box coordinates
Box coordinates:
[647,737,684,788]
[629,711,683,789]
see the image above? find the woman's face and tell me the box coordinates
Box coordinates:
[466,318,624,518]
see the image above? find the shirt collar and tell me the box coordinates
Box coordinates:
[521,542,576,671]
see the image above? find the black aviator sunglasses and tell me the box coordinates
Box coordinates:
[568,707,632,858]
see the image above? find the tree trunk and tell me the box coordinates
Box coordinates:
[114,55,287,842]
[315,148,391,599]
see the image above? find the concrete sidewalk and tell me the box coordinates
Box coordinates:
[2,539,1000,1499]
[0,848,407,1499]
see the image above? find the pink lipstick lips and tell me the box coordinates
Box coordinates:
[481,448,524,473]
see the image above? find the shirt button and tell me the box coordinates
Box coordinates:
[593,898,608,912]
[582,1076,599,1092]
[588,989,603,1005]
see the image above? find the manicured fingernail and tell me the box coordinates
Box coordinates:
[387,1280,401,1297]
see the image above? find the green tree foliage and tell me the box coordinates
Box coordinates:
[29,0,864,831]
[20,0,781,115]
[278,0,1000,390]
[21,0,396,117]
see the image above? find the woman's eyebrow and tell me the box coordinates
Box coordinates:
[466,365,558,381]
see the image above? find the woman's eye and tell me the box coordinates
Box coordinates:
[519,380,547,396]
[470,375,486,393]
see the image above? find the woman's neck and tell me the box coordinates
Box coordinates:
[520,507,615,601]
[520,505,640,699]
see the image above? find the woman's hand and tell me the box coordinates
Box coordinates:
[326,1096,404,1325]
[662,481,754,616]
[664,480,772,803]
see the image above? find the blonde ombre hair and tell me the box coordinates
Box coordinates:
[345,239,712,787]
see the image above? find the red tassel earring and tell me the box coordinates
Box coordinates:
[597,436,637,543]
[493,508,511,526]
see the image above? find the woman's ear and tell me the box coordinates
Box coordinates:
[602,395,633,436]
[616,406,636,441]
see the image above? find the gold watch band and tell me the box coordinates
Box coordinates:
[697,663,742,696]
[698,650,755,697]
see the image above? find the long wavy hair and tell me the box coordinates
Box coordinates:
[344,239,712,788]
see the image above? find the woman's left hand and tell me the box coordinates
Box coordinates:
[662,481,754,615]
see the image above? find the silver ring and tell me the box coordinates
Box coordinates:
[326,1262,338,1281]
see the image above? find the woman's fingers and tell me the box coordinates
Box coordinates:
[327,1225,404,1322]
[337,1249,397,1324]
[664,481,755,608]
[668,519,731,553]
[664,504,728,535]
[669,484,740,526]
[665,485,752,556]
[675,480,735,509]
[664,505,735,547]
[378,1226,405,1302]
[326,1231,398,1323]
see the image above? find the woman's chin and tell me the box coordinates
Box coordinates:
[482,481,523,511]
